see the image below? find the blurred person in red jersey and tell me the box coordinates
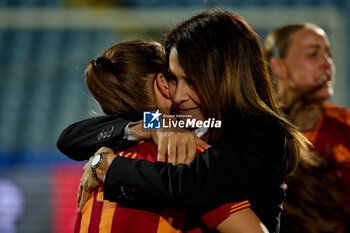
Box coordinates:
[264,23,350,233]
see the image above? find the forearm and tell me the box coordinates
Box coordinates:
[104,152,231,209]
[57,115,131,161]
[104,144,283,210]
[103,120,287,210]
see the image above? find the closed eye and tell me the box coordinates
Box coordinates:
[167,73,178,85]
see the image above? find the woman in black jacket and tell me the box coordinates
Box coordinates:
[58,9,308,232]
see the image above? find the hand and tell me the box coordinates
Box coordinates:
[77,159,100,212]
[77,147,116,212]
[94,147,116,182]
[151,128,210,165]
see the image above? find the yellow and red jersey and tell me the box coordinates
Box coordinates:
[74,141,250,233]
[303,102,350,192]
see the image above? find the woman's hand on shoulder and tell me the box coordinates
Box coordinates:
[151,128,210,165]
[77,147,116,212]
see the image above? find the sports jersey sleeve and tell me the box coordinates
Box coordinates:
[200,200,251,229]
[57,115,131,161]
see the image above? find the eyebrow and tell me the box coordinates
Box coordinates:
[165,70,177,80]
[304,44,331,51]
[304,44,332,53]
[304,45,321,49]
[167,68,188,80]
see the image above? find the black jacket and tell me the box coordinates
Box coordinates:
[57,114,287,232]
[57,115,133,161]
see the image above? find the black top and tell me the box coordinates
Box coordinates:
[57,114,287,233]
[57,115,133,161]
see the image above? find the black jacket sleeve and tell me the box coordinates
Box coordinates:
[103,117,287,210]
[57,115,132,161]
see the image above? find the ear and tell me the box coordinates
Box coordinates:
[155,73,170,99]
[270,57,288,80]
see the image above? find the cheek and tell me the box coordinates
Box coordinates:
[289,61,317,86]
[189,89,201,105]
[330,62,336,82]
[168,83,176,100]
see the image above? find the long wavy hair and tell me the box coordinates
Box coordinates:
[163,9,308,174]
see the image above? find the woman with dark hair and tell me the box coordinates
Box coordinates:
[71,40,267,233]
[263,23,350,232]
[59,9,308,232]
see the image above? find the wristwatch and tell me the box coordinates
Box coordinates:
[91,152,108,182]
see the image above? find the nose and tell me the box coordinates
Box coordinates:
[321,53,333,70]
[320,54,335,80]
[173,80,190,105]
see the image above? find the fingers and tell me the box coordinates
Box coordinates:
[157,133,167,162]
[165,132,188,165]
[167,135,177,164]
[175,133,196,165]
[176,140,186,164]
[77,160,96,212]
[77,151,109,213]
[78,189,90,213]
[77,184,82,209]
[156,130,209,164]
[83,162,89,171]
[185,137,197,164]
[154,128,212,166]
[150,131,159,146]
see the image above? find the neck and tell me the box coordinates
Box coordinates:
[278,83,306,108]
[278,82,325,131]
[287,99,324,132]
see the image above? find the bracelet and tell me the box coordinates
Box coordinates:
[91,166,100,182]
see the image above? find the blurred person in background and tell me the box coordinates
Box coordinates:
[264,23,350,232]
[0,179,24,233]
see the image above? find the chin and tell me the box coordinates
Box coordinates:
[311,88,333,103]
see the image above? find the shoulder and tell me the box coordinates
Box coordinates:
[323,102,350,124]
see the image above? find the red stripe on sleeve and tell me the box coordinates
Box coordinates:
[200,200,250,229]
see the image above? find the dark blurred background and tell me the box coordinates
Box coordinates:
[0,0,348,232]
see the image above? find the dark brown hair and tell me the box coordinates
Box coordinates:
[163,9,308,174]
[85,40,166,120]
